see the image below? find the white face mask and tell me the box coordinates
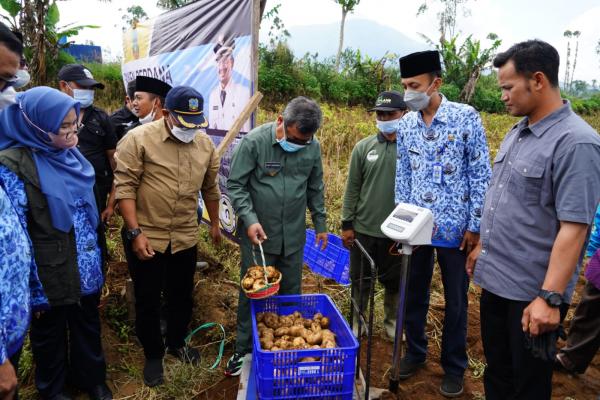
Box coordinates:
[403,80,437,112]
[171,126,198,143]
[376,118,401,135]
[139,107,156,125]
[72,88,94,108]
[0,86,17,110]
[13,69,30,89]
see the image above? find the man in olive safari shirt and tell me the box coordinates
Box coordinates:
[225,97,328,376]
[115,86,221,387]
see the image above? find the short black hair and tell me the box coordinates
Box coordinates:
[149,93,165,108]
[0,23,23,57]
[283,96,322,135]
[429,70,442,79]
[493,40,559,87]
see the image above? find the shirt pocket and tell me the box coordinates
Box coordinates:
[490,150,506,186]
[508,159,544,204]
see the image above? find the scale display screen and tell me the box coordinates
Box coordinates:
[388,223,405,233]
[392,209,418,223]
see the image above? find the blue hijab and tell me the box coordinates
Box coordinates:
[0,86,98,232]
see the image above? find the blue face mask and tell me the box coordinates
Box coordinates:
[278,139,305,152]
[278,123,309,152]
[73,89,94,108]
[376,118,401,134]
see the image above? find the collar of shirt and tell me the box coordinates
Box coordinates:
[412,93,449,128]
[376,131,396,143]
[159,118,176,143]
[516,100,572,138]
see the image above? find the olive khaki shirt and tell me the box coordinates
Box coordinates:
[114,119,221,253]
[227,122,327,257]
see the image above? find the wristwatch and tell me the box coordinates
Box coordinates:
[126,227,142,241]
[538,289,563,308]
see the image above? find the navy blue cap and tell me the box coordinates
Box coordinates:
[165,86,207,129]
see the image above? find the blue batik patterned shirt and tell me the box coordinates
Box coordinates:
[0,183,48,363]
[0,166,103,298]
[395,95,492,248]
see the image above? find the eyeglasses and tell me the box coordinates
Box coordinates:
[19,102,82,142]
[283,123,313,145]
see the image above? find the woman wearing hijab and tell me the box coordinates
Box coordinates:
[0,86,112,400]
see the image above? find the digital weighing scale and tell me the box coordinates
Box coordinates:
[381,203,434,393]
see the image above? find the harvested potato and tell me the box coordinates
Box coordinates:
[242,277,254,290]
[322,339,336,348]
[300,357,318,362]
[292,311,302,320]
[289,325,304,337]
[257,313,265,323]
[252,279,266,291]
[320,317,330,329]
[274,327,289,337]
[292,337,306,348]
[310,321,322,333]
[313,312,323,320]
[306,331,323,345]
[260,338,273,350]
[270,346,280,351]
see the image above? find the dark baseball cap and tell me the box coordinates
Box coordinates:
[369,90,407,112]
[165,86,208,129]
[58,64,105,89]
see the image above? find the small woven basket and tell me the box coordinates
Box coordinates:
[242,242,281,299]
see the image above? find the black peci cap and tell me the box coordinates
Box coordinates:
[399,50,442,78]
[135,76,172,98]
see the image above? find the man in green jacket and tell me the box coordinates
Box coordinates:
[225,96,328,376]
[341,90,408,339]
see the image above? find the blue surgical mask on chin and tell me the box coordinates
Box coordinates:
[279,139,305,152]
[277,123,308,152]
[72,88,95,108]
[376,118,401,135]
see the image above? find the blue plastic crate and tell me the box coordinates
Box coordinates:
[303,229,350,285]
[251,294,358,400]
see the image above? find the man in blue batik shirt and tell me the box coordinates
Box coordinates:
[394,50,491,398]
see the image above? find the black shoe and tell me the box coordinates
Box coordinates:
[167,346,201,365]
[225,352,246,377]
[439,375,464,398]
[143,358,164,387]
[88,383,113,400]
[398,357,425,380]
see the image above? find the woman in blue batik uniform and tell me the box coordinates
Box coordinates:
[0,87,112,400]
[0,183,47,400]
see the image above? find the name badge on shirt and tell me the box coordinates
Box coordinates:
[432,163,443,185]
[265,161,281,176]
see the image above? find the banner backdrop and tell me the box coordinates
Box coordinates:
[122,0,255,238]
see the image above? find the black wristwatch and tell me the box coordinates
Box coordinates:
[126,227,142,241]
[538,289,563,308]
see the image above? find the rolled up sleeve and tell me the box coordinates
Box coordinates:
[554,143,600,224]
[114,134,144,200]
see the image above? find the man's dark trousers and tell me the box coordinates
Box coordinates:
[404,246,469,378]
[128,243,197,359]
[29,293,106,399]
[480,289,569,400]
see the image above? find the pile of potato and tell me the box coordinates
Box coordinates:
[256,310,337,356]
[242,265,281,292]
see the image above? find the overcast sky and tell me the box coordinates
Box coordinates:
[52,0,600,82]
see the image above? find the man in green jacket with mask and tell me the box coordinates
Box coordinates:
[225,96,328,376]
[342,90,408,340]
